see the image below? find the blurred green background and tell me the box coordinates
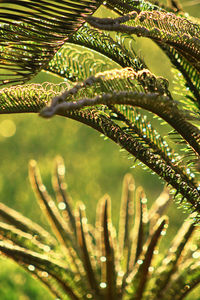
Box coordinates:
[0,1,200,299]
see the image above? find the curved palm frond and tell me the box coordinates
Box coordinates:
[0,0,101,86]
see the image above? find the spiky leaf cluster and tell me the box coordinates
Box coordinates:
[0,157,199,299]
[0,2,199,226]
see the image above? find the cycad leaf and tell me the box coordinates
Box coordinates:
[118,174,135,266]
[158,43,200,104]
[104,1,200,104]
[128,187,149,272]
[75,202,100,297]
[52,156,77,237]
[162,261,200,300]
[0,82,72,113]
[41,68,200,159]
[46,42,117,82]
[87,10,200,80]
[0,0,101,86]
[126,216,168,300]
[150,215,196,298]
[0,221,53,254]
[0,241,80,300]
[0,202,57,247]
[68,24,147,71]
[99,195,118,299]
[109,104,197,189]
[148,186,171,231]
[105,0,168,15]
[29,159,82,273]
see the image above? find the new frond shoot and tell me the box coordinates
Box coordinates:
[0,157,199,299]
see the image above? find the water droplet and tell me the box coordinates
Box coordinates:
[41,271,48,277]
[192,251,200,259]
[48,200,55,207]
[58,202,66,210]
[28,265,35,271]
[141,197,147,204]
[100,256,106,262]
[161,230,166,236]
[148,266,154,272]
[39,185,46,192]
[184,285,190,290]
[137,259,143,265]
[43,245,51,252]
[100,282,107,289]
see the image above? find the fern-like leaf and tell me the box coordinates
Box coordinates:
[0,0,101,86]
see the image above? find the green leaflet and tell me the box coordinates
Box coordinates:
[146,215,195,299]
[158,43,200,104]
[0,82,73,113]
[0,202,57,247]
[0,221,54,254]
[0,241,80,300]
[0,0,101,86]
[68,24,147,71]
[86,10,200,97]
[45,23,147,83]
[105,0,167,15]
[46,43,118,82]
[162,261,200,300]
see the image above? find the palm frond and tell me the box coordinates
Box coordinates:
[86,10,200,92]
[0,0,101,86]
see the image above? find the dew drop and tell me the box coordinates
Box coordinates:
[43,245,51,252]
[58,202,66,210]
[137,259,143,265]
[100,282,107,289]
[100,256,106,262]
[161,230,166,236]
[192,251,200,259]
[184,285,190,290]
[28,265,35,272]
[41,271,49,278]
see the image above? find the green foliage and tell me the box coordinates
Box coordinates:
[0,157,199,300]
[0,0,200,217]
[0,0,200,298]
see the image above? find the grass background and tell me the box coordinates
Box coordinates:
[0,0,199,299]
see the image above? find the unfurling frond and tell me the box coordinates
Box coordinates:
[0,158,199,299]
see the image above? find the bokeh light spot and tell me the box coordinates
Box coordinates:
[0,119,16,138]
